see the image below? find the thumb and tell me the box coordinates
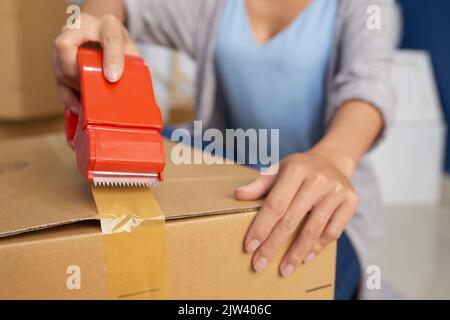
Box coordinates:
[235,174,278,200]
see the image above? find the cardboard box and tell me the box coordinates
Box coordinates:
[0,134,336,299]
[168,97,195,125]
[0,0,67,120]
[0,116,64,140]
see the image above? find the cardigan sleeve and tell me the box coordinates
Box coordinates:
[327,0,400,148]
[124,0,216,59]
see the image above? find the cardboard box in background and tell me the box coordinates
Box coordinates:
[0,0,67,120]
[168,96,195,125]
[0,116,64,140]
[0,134,336,299]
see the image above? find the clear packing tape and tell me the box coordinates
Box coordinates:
[91,185,170,299]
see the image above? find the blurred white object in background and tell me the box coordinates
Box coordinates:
[139,44,173,118]
[370,50,447,205]
[139,44,196,122]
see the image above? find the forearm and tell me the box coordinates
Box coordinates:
[311,100,384,176]
[82,0,126,23]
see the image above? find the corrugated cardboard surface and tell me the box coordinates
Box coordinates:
[0,116,64,141]
[0,0,66,120]
[0,135,261,237]
[0,134,336,299]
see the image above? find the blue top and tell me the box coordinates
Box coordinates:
[215,0,337,159]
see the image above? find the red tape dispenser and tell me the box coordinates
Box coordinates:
[65,48,165,187]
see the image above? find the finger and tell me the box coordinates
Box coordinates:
[54,15,100,80]
[244,165,305,256]
[323,194,359,245]
[302,233,336,264]
[235,174,277,201]
[285,197,343,275]
[54,55,80,91]
[54,32,82,80]
[279,195,340,277]
[252,178,329,272]
[99,15,125,82]
[301,198,358,268]
[54,65,81,91]
[56,83,81,111]
[57,75,81,92]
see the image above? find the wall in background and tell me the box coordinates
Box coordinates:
[397,0,450,173]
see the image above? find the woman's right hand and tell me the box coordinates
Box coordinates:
[53,13,140,110]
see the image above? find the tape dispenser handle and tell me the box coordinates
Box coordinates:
[64,48,85,149]
[65,105,79,149]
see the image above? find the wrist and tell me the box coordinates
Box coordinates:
[310,143,357,178]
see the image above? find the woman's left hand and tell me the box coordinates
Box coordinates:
[235,148,359,277]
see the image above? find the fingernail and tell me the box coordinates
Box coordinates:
[281,264,295,277]
[246,239,261,253]
[254,257,268,272]
[304,253,316,264]
[105,65,120,82]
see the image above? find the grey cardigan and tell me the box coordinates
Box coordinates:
[125,0,398,299]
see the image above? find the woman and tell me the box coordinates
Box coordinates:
[53,0,397,299]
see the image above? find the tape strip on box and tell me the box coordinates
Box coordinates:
[91,185,170,299]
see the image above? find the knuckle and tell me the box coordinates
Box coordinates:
[298,191,315,209]
[331,181,343,194]
[311,209,330,224]
[326,227,341,241]
[253,227,267,243]
[346,189,359,205]
[101,14,119,25]
[259,242,276,257]
[279,215,298,232]
[313,241,326,253]
[265,198,286,218]
[311,172,326,185]
[102,33,123,46]
[286,248,303,265]
[54,35,70,51]
[285,161,303,176]
[304,224,322,240]
[81,12,91,19]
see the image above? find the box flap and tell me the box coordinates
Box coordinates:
[0,134,261,238]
